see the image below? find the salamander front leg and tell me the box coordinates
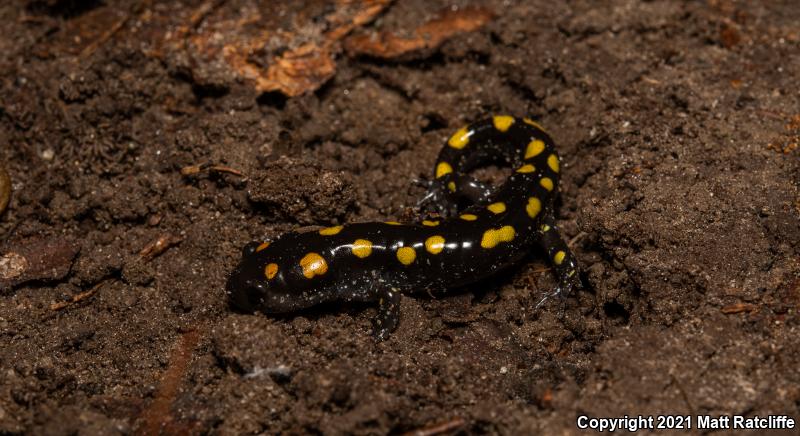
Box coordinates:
[535,212,581,308]
[372,284,401,340]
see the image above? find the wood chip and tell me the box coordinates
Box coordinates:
[721,302,757,314]
[139,235,183,261]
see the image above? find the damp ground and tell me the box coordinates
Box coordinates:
[1,0,798,434]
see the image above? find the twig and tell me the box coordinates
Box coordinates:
[402,417,466,436]
[51,282,102,311]
[180,163,245,177]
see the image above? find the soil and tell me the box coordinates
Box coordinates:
[1,0,799,435]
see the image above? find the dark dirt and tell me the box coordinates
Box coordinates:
[1,0,799,434]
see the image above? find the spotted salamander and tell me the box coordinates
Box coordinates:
[227,115,580,339]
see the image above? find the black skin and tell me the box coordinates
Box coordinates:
[227,116,581,340]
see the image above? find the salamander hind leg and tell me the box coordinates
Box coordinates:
[535,212,582,308]
[372,283,402,341]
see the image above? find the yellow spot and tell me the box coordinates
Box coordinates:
[447,181,456,192]
[256,242,270,252]
[526,197,541,218]
[493,115,515,132]
[436,162,453,178]
[265,263,278,279]
[422,220,440,226]
[300,253,328,279]
[540,177,554,191]
[540,224,551,232]
[523,117,547,132]
[516,164,536,173]
[547,154,560,173]
[480,226,516,249]
[385,221,402,225]
[525,139,546,159]
[351,239,373,258]
[425,236,445,254]
[554,251,566,265]
[448,126,471,149]
[396,246,416,265]
[460,213,478,221]
[487,202,506,214]
[319,225,343,236]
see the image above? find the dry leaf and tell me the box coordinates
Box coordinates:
[345,6,494,59]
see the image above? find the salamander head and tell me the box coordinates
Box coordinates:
[226,238,325,313]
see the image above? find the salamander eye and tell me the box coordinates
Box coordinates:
[242,241,262,258]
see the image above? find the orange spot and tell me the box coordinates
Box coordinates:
[436,162,453,178]
[480,226,516,248]
[547,154,559,173]
[517,164,536,173]
[300,253,328,279]
[448,126,471,149]
[493,115,515,132]
[319,225,343,236]
[396,246,416,265]
[487,202,506,214]
[525,140,545,159]
[425,236,445,254]
[265,263,279,279]
[526,197,541,218]
[351,239,373,258]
